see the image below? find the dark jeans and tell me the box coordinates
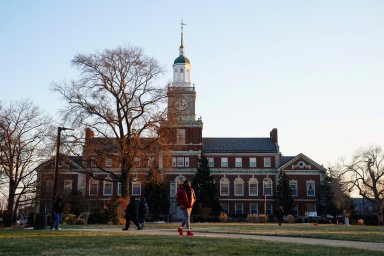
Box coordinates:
[125,214,140,229]
[138,215,145,226]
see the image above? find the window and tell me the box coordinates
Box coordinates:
[249,157,257,168]
[170,182,177,197]
[266,203,273,215]
[264,157,271,167]
[306,203,316,212]
[263,177,272,196]
[132,179,141,196]
[221,203,229,213]
[234,177,244,196]
[207,157,214,168]
[221,157,228,167]
[249,177,258,196]
[177,157,184,167]
[184,157,189,167]
[177,129,185,144]
[235,203,243,214]
[289,180,298,197]
[45,180,53,193]
[292,205,298,216]
[235,157,242,168]
[89,179,99,196]
[172,157,177,167]
[220,177,230,196]
[103,178,113,196]
[117,182,121,196]
[306,180,315,196]
[64,180,73,193]
[250,203,258,214]
[91,156,97,167]
[105,158,113,168]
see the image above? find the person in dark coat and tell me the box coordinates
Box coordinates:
[276,205,285,226]
[122,196,141,230]
[138,196,149,229]
[53,196,64,230]
[176,180,196,236]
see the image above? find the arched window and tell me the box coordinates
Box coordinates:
[263,177,273,196]
[234,177,244,196]
[103,177,113,196]
[180,68,184,80]
[249,177,258,196]
[131,178,141,196]
[220,177,230,196]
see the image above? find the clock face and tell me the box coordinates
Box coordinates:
[175,98,188,111]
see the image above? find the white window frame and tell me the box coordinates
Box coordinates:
[117,182,122,196]
[235,203,243,215]
[263,177,273,196]
[89,179,99,196]
[266,203,273,215]
[105,158,113,168]
[170,182,177,197]
[250,203,258,214]
[249,157,257,168]
[234,177,244,196]
[103,178,113,196]
[221,157,228,168]
[249,177,258,196]
[177,157,185,167]
[132,179,141,196]
[177,129,185,144]
[172,157,177,167]
[235,157,242,168]
[290,180,298,197]
[264,157,271,168]
[306,180,315,197]
[208,157,214,168]
[221,202,229,213]
[220,177,230,196]
[184,157,189,167]
[64,180,73,193]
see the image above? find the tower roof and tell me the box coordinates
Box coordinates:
[174,55,190,64]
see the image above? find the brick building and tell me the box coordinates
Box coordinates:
[36,28,325,219]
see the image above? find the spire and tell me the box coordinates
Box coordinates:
[180,19,186,55]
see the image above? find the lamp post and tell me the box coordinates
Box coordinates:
[51,127,73,229]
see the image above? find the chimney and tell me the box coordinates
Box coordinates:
[270,128,278,145]
[85,128,94,142]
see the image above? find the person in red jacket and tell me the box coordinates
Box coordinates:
[176,179,196,236]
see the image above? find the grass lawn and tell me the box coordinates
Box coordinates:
[0,228,382,256]
[1,223,383,255]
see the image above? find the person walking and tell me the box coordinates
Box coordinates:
[123,196,141,230]
[53,196,64,230]
[138,196,149,229]
[276,205,285,226]
[176,179,196,236]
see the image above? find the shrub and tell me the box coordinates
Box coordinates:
[219,212,228,222]
[286,214,295,223]
[75,219,86,225]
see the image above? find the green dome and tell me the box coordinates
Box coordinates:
[174,55,190,64]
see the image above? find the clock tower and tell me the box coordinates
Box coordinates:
[166,21,203,148]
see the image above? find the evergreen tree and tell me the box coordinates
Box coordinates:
[275,171,293,214]
[143,170,170,221]
[192,156,221,216]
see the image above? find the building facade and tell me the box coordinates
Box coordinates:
[36,28,326,219]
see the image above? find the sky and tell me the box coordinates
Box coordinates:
[1,0,384,168]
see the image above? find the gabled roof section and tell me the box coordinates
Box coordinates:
[35,154,83,171]
[278,153,326,171]
[202,137,278,153]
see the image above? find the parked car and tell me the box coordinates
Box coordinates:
[305,216,332,224]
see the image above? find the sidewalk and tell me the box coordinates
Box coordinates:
[67,228,384,252]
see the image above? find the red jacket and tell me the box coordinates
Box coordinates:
[176,186,196,209]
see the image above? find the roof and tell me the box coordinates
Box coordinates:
[174,55,190,64]
[279,156,295,167]
[202,137,278,153]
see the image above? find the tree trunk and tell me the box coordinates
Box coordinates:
[5,187,16,227]
[378,206,383,225]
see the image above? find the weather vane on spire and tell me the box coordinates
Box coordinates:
[180,19,187,48]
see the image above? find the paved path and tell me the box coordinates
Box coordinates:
[67,228,384,252]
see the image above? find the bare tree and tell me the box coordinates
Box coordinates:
[0,100,53,226]
[52,46,167,198]
[342,146,384,225]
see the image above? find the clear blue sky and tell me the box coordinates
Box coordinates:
[1,0,383,167]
